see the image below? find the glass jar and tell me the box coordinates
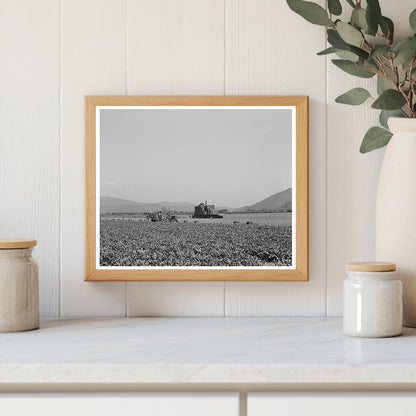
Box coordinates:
[0,239,39,332]
[343,262,402,338]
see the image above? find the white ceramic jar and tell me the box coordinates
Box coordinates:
[343,262,402,338]
[0,239,39,332]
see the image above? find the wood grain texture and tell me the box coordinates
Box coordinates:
[125,1,226,316]
[85,95,308,282]
[0,1,60,317]
[0,239,37,249]
[346,262,396,272]
[61,0,127,316]
[326,0,416,316]
[224,0,326,316]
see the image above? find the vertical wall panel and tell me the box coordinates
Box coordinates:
[61,0,127,316]
[126,0,225,95]
[326,0,416,316]
[6,0,409,317]
[224,0,327,315]
[0,1,60,317]
[125,0,226,316]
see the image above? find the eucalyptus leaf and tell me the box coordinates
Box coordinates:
[327,29,369,59]
[327,29,348,49]
[410,9,416,32]
[336,21,363,47]
[371,46,392,58]
[393,36,416,70]
[335,88,371,105]
[317,47,338,55]
[328,0,342,16]
[285,0,415,154]
[380,16,394,44]
[332,59,375,78]
[336,50,359,62]
[377,75,393,94]
[379,109,402,129]
[286,0,334,27]
[366,0,382,35]
[362,59,379,71]
[317,46,358,61]
[360,127,392,153]
[372,89,406,110]
[351,7,368,32]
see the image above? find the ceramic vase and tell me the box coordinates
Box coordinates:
[0,245,39,332]
[376,117,416,327]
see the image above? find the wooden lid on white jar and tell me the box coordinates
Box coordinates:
[0,239,37,249]
[346,261,396,272]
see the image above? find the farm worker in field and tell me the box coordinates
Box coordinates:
[158,211,163,221]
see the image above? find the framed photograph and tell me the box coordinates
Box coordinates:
[85,96,308,281]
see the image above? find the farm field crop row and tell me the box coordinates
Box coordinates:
[100,219,292,267]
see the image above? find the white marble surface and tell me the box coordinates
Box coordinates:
[1,317,416,387]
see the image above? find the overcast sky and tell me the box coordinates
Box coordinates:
[100,108,292,208]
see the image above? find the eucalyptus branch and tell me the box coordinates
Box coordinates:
[287,0,416,152]
[391,59,400,86]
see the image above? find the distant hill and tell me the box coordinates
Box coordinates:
[235,188,292,213]
[101,189,292,215]
[100,197,195,214]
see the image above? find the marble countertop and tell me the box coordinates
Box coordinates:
[1,317,416,388]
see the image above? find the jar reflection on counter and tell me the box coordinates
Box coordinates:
[343,262,402,338]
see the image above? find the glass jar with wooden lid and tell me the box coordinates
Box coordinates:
[343,261,402,338]
[0,239,39,332]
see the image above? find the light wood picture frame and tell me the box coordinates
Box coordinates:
[85,96,308,281]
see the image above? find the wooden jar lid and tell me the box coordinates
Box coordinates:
[0,239,37,249]
[346,261,396,272]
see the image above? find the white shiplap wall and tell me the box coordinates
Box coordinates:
[0,0,412,317]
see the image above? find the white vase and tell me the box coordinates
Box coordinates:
[376,117,416,327]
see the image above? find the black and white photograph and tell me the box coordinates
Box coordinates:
[98,106,295,269]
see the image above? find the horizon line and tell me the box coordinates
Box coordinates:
[100,187,292,209]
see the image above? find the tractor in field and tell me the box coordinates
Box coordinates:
[192,201,223,219]
[146,211,178,222]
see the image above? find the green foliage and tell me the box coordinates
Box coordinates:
[351,8,368,32]
[380,16,394,44]
[287,0,334,27]
[377,75,392,94]
[379,110,402,129]
[410,9,416,32]
[327,29,368,59]
[372,89,407,110]
[394,37,416,71]
[328,0,342,16]
[335,88,371,105]
[286,0,416,153]
[317,46,359,61]
[335,50,360,61]
[317,47,337,55]
[332,59,375,78]
[360,127,392,153]
[365,0,382,35]
[336,21,363,47]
